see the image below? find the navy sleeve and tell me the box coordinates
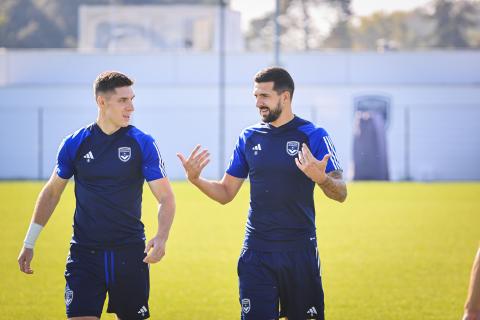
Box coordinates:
[55,137,74,179]
[226,133,249,179]
[141,136,167,181]
[308,128,342,173]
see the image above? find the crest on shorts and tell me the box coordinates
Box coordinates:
[65,288,73,306]
[118,147,131,162]
[241,298,251,314]
[286,141,300,156]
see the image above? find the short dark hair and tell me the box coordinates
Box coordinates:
[254,67,295,100]
[94,71,134,97]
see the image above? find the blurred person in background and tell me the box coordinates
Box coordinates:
[463,247,480,320]
[178,67,347,320]
[17,71,175,320]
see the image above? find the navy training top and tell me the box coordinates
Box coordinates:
[55,123,167,249]
[226,116,342,251]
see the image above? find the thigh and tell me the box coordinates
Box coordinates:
[65,246,107,319]
[238,249,279,320]
[106,245,150,320]
[278,246,325,320]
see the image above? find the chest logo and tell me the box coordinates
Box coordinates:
[118,147,131,162]
[252,143,262,155]
[286,141,300,156]
[83,151,94,163]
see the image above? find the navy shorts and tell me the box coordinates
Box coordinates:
[64,243,150,319]
[237,240,324,320]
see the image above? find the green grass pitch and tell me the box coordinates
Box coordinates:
[1,182,479,319]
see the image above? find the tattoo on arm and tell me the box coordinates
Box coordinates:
[318,170,347,202]
[328,170,343,180]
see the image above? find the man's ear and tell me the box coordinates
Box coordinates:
[282,91,290,104]
[96,94,105,109]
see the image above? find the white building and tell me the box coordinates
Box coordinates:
[78,5,243,52]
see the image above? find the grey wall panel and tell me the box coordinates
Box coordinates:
[226,53,271,85]
[41,108,97,179]
[0,108,39,179]
[3,51,480,86]
[409,105,480,180]
[7,52,178,85]
[349,52,480,85]
[0,52,7,85]
[1,51,479,180]
[133,107,220,180]
[284,53,350,85]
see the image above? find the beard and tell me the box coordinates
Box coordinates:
[260,101,282,123]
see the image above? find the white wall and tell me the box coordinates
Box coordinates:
[0,50,479,180]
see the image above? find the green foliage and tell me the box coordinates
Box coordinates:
[246,0,352,51]
[2,0,478,50]
[431,0,479,48]
[346,0,480,50]
[1,181,479,319]
[247,0,480,51]
[0,0,65,48]
[347,10,435,50]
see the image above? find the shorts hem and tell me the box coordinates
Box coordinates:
[66,312,102,318]
[106,310,150,320]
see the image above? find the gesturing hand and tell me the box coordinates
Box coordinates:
[177,145,210,182]
[295,143,331,184]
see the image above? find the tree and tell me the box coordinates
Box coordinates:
[245,0,352,51]
[431,0,478,48]
[246,0,480,51]
[346,10,434,51]
[346,0,480,51]
[0,0,66,48]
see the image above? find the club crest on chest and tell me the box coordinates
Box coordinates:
[118,147,131,162]
[286,141,300,156]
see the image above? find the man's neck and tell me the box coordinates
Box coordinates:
[269,110,295,128]
[96,116,121,135]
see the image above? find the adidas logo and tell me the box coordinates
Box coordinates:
[137,305,148,316]
[252,144,262,151]
[252,144,262,155]
[83,151,94,163]
[307,306,317,317]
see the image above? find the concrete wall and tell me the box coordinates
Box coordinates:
[0,50,479,180]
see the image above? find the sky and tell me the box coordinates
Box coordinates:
[230,0,433,31]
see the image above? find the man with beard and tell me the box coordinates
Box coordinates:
[177,67,347,320]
